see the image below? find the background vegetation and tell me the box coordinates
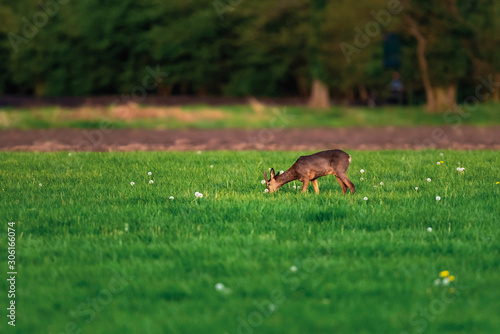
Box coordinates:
[0,0,499,111]
[1,103,500,130]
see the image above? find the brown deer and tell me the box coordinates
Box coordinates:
[263,149,355,194]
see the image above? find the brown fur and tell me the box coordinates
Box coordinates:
[263,149,355,194]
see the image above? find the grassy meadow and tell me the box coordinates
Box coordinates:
[1,102,500,129]
[1,150,499,333]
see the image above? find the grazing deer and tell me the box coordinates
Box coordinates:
[263,149,355,194]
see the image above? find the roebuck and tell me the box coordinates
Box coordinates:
[263,149,355,194]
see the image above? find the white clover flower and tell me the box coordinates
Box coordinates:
[148,172,152,176]
[427,227,432,232]
[197,151,202,154]
[68,153,72,156]
[433,279,441,286]
[261,180,266,185]
[210,165,213,168]
[442,277,450,285]
[280,170,284,174]
[440,153,444,156]
[437,161,441,165]
[195,192,203,198]
[214,283,225,291]
[456,167,460,171]
[130,182,135,186]
[290,266,298,272]
[427,178,431,182]
[360,177,364,180]
[169,196,174,200]
[380,182,384,186]
[39,183,42,187]
[360,169,365,173]
[363,197,368,201]
[264,189,269,193]
[415,187,418,190]
[292,185,297,189]
[436,196,441,201]
[149,180,154,184]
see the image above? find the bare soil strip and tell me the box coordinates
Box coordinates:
[1,127,499,151]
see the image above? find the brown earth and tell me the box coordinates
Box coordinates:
[1,127,499,151]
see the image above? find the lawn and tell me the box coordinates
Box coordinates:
[1,102,499,129]
[0,150,499,333]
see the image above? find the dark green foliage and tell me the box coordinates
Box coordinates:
[0,0,498,100]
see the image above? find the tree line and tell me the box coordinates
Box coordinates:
[0,0,498,112]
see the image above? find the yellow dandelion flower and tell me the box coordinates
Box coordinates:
[449,275,455,282]
[439,270,450,278]
[440,161,444,163]
[496,182,499,184]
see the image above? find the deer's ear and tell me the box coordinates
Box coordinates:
[270,168,275,179]
[263,169,268,182]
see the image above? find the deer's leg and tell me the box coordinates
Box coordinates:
[335,176,347,194]
[339,173,355,194]
[312,179,320,194]
[301,179,310,193]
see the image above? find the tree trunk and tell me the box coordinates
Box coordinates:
[405,15,438,112]
[359,85,368,104]
[308,79,330,109]
[432,85,457,111]
[34,81,45,97]
[493,73,500,102]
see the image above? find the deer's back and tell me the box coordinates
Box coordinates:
[294,149,351,180]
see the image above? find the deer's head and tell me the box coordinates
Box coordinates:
[263,168,279,193]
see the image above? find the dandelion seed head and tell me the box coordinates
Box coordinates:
[436,196,441,201]
[363,197,368,201]
[130,182,135,186]
[149,180,154,184]
[148,172,152,175]
[427,227,432,232]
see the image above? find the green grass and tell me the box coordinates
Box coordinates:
[1,102,500,129]
[0,150,499,333]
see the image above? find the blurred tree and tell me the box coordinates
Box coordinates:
[448,0,500,101]
[0,0,496,106]
[402,0,468,112]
